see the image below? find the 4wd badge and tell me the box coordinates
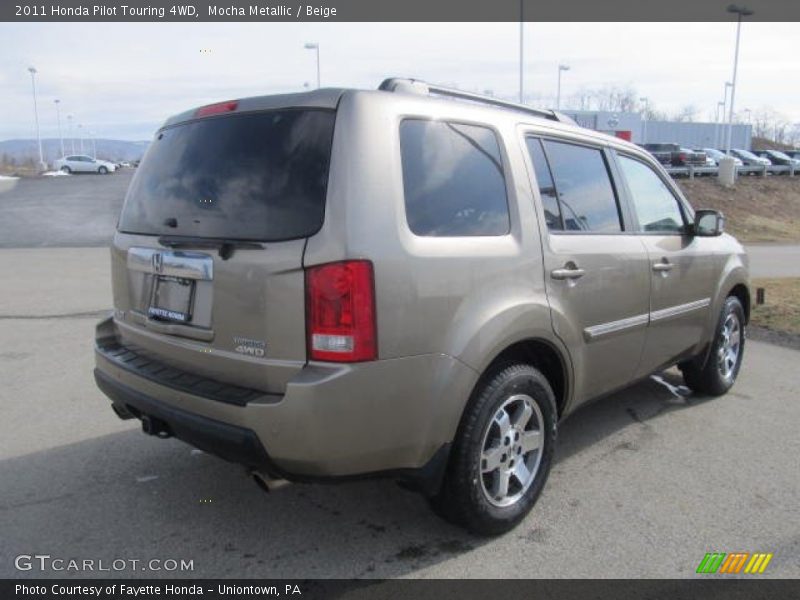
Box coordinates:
[233,336,266,357]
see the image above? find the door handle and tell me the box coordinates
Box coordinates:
[652,261,673,273]
[551,266,586,280]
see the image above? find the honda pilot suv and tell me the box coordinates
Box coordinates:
[94,78,750,534]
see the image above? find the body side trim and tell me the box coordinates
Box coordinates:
[584,313,649,341]
[584,298,712,340]
[650,298,711,322]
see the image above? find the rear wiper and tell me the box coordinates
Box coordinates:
[157,235,264,260]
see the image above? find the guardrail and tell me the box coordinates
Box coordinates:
[665,164,798,179]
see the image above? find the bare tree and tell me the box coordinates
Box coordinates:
[672,104,698,122]
[751,107,788,141]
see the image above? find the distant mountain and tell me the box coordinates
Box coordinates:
[0,138,150,165]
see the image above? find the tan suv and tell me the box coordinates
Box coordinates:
[94,78,749,534]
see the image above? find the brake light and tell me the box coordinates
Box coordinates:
[195,101,238,117]
[306,260,377,362]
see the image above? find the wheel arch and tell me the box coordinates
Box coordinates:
[727,282,750,324]
[693,266,750,371]
[470,337,571,420]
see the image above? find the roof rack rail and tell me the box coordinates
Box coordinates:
[378,77,575,124]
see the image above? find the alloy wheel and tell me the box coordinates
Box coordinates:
[479,394,544,508]
[717,312,741,381]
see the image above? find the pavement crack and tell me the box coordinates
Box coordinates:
[0,492,75,511]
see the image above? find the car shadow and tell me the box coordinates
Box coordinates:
[555,368,719,464]
[0,369,720,580]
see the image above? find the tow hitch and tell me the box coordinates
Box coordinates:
[141,414,173,438]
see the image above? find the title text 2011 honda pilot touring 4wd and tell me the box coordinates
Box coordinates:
[94,79,749,534]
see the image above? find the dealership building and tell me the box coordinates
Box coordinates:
[560,110,753,150]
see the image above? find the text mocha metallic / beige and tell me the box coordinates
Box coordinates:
[94,79,750,534]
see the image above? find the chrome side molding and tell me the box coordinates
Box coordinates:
[584,298,712,341]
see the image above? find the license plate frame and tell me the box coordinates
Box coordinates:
[148,276,195,323]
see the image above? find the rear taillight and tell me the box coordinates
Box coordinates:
[195,100,238,117]
[306,260,377,362]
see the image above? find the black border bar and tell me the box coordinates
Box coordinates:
[3,0,800,22]
[4,579,800,600]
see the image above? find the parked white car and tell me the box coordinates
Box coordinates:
[53,155,117,174]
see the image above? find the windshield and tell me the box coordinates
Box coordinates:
[770,151,791,160]
[736,149,758,159]
[119,109,335,242]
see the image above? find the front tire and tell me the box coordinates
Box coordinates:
[681,296,745,396]
[60,166,71,174]
[98,166,108,174]
[431,363,557,535]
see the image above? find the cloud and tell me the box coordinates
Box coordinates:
[1,21,797,140]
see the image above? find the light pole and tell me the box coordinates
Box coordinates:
[720,82,732,148]
[715,100,725,147]
[743,107,752,123]
[67,114,75,154]
[722,81,732,122]
[556,64,570,109]
[54,99,65,158]
[304,43,320,88]
[519,0,524,103]
[89,131,97,159]
[27,66,46,171]
[78,123,84,154]
[639,96,649,143]
[725,4,754,154]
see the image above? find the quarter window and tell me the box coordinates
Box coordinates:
[618,155,687,233]
[399,119,510,237]
[542,140,622,233]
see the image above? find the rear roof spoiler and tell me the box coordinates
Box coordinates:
[378,77,577,125]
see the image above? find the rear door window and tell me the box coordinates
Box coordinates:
[542,140,623,233]
[399,119,510,237]
[526,137,563,231]
[118,109,335,242]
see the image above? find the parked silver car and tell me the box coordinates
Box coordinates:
[53,154,117,174]
[730,148,771,166]
[94,79,750,534]
[699,148,743,167]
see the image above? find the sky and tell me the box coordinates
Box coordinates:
[0,21,798,141]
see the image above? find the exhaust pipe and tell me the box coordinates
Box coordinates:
[251,470,291,493]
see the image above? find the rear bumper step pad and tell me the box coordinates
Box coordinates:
[95,339,266,406]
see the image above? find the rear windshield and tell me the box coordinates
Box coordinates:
[118,109,335,241]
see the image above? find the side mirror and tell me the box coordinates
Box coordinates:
[693,209,724,237]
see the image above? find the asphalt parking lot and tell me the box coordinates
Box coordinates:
[0,174,798,579]
[0,170,131,248]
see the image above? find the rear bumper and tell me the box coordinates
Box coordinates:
[95,369,272,470]
[94,316,476,482]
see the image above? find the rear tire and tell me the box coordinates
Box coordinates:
[430,363,557,535]
[681,296,745,396]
